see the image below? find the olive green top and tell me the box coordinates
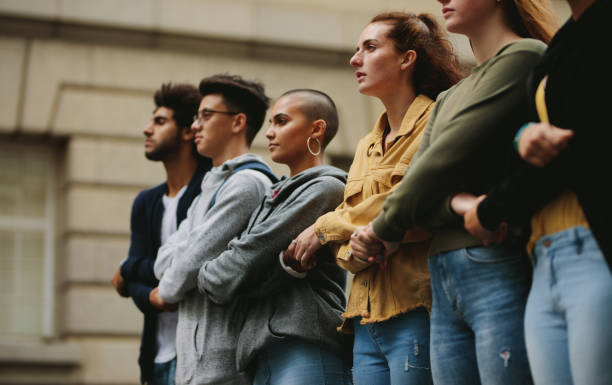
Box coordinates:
[372,39,547,256]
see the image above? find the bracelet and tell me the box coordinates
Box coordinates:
[514,123,532,152]
[278,251,307,279]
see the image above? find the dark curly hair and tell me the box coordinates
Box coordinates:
[153,83,201,130]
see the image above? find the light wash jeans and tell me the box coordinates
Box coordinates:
[150,357,176,385]
[525,226,612,385]
[253,337,352,385]
[352,308,433,385]
[428,245,533,385]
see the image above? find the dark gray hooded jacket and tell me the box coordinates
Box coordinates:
[197,165,350,372]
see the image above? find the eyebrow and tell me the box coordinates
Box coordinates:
[270,113,289,122]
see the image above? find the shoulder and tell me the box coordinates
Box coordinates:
[312,173,347,193]
[504,38,547,56]
[490,39,546,69]
[221,168,272,198]
[134,182,165,206]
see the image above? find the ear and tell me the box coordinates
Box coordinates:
[231,113,248,135]
[400,50,417,71]
[310,119,327,142]
[181,126,195,142]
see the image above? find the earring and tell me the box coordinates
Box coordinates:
[307,137,321,156]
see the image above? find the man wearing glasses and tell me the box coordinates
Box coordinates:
[111,83,212,385]
[153,74,276,385]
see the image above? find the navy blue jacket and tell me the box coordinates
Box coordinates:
[120,162,210,384]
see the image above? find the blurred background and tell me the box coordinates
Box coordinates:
[0,1,569,384]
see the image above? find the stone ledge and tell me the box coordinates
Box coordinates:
[0,341,81,366]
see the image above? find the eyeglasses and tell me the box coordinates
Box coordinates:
[193,108,240,124]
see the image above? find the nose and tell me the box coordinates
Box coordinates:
[265,125,275,140]
[191,119,201,132]
[143,121,153,136]
[349,50,361,67]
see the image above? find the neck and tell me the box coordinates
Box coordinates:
[467,13,522,64]
[379,85,416,133]
[568,0,595,20]
[289,155,323,177]
[163,146,198,197]
[211,137,250,167]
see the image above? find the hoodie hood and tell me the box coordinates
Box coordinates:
[266,165,347,205]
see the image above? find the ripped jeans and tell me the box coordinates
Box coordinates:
[352,308,433,385]
[428,245,533,385]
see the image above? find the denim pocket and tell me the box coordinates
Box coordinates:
[462,246,522,264]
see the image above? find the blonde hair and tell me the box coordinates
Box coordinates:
[504,0,559,43]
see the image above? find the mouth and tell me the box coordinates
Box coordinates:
[194,135,203,144]
[441,7,454,17]
[356,72,366,82]
[268,143,279,151]
[144,139,154,147]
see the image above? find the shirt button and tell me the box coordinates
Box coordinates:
[543,239,552,248]
[362,280,367,287]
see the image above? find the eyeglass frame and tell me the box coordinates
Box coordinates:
[193,108,240,125]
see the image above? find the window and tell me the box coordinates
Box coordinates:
[0,141,57,337]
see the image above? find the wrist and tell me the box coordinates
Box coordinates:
[514,123,533,153]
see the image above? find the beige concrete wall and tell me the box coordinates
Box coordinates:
[0,0,572,383]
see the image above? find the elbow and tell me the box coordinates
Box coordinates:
[196,268,233,305]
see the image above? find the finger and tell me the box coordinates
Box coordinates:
[285,240,297,259]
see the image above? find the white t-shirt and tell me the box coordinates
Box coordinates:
[154,185,187,364]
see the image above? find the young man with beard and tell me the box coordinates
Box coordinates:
[112,83,211,385]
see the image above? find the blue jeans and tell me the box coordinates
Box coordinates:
[150,357,176,385]
[253,337,352,385]
[428,245,533,385]
[525,226,612,385]
[352,308,433,385]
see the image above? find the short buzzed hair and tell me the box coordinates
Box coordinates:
[280,89,339,148]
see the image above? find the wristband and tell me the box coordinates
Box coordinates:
[514,123,532,152]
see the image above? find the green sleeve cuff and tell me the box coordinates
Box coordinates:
[371,213,405,242]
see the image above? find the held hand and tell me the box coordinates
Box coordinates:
[284,225,322,271]
[450,192,478,216]
[112,268,129,297]
[149,287,178,312]
[463,195,508,245]
[350,224,399,267]
[518,123,574,167]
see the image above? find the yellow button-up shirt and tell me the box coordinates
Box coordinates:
[314,95,433,329]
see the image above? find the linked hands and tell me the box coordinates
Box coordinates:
[349,223,399,267]
[451,192,507,245]
[518,123,573,167]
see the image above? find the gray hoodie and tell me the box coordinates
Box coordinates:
[197,165,350,372]
[154,153,273,385]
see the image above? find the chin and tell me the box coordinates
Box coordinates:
[196,144,212,158]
